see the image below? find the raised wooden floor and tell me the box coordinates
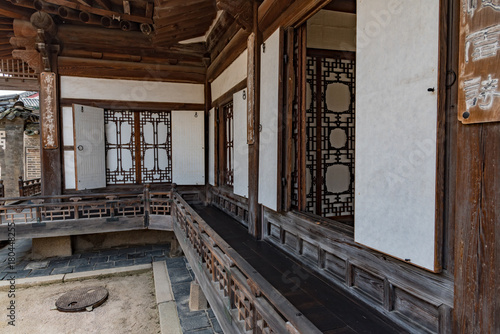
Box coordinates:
[193,204,404,334]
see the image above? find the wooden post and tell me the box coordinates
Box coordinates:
[454,0,500,332]
[18,176,24,197]
[247,0,261,239]
[39,56,62,197]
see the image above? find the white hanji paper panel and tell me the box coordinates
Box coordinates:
[73,104,106,190]
[355,0,440,271]
[259,29,281,211]
[61,76,204,104]
[172,111,205,185]
[233,89,249,198]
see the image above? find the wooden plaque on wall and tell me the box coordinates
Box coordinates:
[458,1,500,124]
[40,72,59,149]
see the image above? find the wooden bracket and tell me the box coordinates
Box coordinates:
[11,49,43,73]
[216,0,254,31]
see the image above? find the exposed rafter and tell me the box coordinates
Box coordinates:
[216,0,253,31]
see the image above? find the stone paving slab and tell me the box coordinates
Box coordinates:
[0,241,222,333]
[165,257,223,334]
[0,243,171,280]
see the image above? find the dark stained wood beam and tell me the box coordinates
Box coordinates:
[154,3,216,28]
[208,0,332,82]
[257,0,292,33]
[13,19,207,60]
[44,0,153,23]
[216,0,253,30]
[247,0,261,238]
[207,28,249,82]
[95,0,112,10]
[0,1,33,19]
[0,217,148,239]
[58,56,206,83]
[262,0,331,39]
[0,77,40,90]
[206,10,235,54]
[75,0,94,6]
[323,0,355,13]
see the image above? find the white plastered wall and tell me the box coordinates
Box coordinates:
[172,111,205,185]
[307,10,356,51]
[61,76,204,104]
[233,89,248,198]
[62,106,75,189]
[355,0,440,271]
[211,50,248,101]
[259,29,280,211]
[60,77,205,189]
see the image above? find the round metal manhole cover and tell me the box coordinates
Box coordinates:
[56,286,108,312]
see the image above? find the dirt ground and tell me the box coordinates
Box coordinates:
[0,271,160,334]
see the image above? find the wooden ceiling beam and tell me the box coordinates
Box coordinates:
[58,56,206,83]
[153,0,208,13]
[206,10,236,54]
[216,0,253,30]
[155,14,215,36]
[323,0,355,13]
[75,0,94,7]
[0,1,33,19]
[44,0,153,23]
[154,4,216,27]
[95,0,112,10]
[59,48,206,67]
[207,28,249,82]
[154,0,214,17]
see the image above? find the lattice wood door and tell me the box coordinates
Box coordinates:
[105,110,172,185]
[303,52,356,219]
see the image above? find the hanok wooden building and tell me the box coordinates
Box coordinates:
[0,0,498,333]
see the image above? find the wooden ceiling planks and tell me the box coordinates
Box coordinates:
[2,0,232,75]
[152,0,216,46]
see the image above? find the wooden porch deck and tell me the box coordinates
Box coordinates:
[192,204,404,334]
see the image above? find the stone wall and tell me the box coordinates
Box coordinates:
[3,118,24,197]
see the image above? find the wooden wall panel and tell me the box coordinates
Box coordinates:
[262,207,453,333]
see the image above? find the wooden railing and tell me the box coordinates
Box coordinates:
[18,177,42,197]
[0,59,37,79]
[172,192,321,334]
[0,185,171,225]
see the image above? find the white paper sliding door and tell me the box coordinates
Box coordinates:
[208,108,215,186]
[233,89,249,197]
[73,104,106,190]
[355,0,441,271]
[172,111,205,185]
[259,29,281,211]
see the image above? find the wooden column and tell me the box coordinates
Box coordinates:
[454,0,500,332]
[39,66,62,196]
[247,0,261,238]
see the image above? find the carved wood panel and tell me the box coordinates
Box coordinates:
[458,0,500,123]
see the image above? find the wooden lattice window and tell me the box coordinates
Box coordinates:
[104,110,172,185]
[292,49,356,223]
[222,101,234,187]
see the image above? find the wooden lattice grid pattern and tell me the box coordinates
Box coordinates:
[41,205,74,220]
[0,207,37,224]
[0,59,37,79]
[232,284,254,331]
